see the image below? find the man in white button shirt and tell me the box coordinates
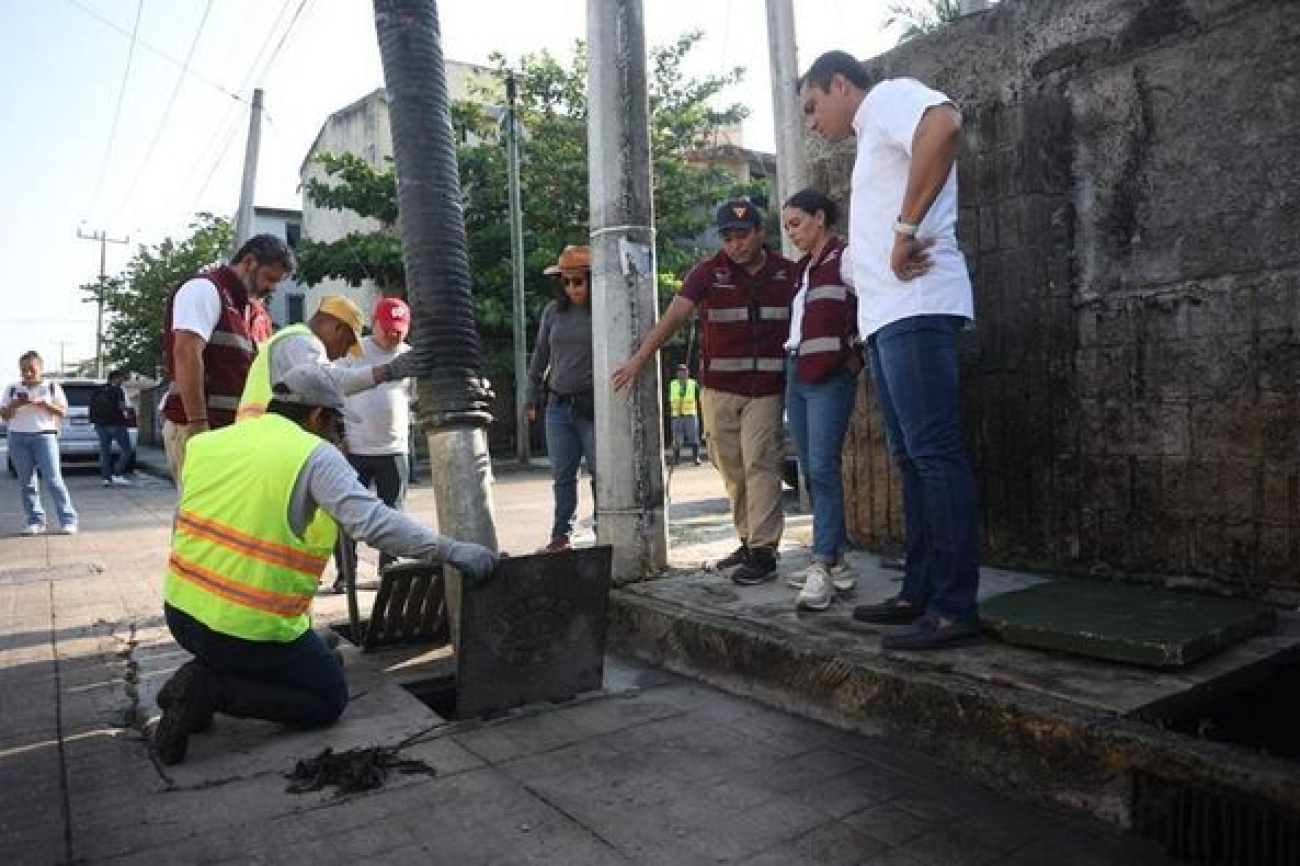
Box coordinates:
[801,50,981,650]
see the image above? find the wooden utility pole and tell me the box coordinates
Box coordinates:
[76,228,130,378]
[588,0,667,582]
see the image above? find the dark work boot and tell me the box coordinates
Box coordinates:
[152,663,219,766]
[157,661,214,733]
[731,546,778,585]
[707,542,749,572]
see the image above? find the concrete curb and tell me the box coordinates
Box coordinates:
[608,587,1300,831]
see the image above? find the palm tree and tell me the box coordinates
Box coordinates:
[887,0,965,42]
[372,0,499,634]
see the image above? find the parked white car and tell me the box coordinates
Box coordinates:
[5,378,138,476]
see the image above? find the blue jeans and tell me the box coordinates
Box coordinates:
[545,398,597,541]
[868,315,980,621]
[786,362,858,562]
[165,603,347,729]
[95,424,134,479]
[10,432,78,529]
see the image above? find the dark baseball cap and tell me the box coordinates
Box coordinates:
[715,199,763,231]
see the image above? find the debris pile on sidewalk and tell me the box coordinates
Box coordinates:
[285,746,435,796]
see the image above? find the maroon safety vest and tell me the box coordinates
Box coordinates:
[162,265,257,429]
[685,249,796,397]
[793,236,859,384]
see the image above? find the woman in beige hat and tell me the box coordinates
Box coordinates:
[525,245,596,552]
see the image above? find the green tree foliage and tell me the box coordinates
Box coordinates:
[82,214,231,378]
[296,31,763,379]
[887,0,964,42]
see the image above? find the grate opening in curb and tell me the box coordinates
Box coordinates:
[1134,772,1300,865]
[401,674,459,720]
[1139,652,1300,762]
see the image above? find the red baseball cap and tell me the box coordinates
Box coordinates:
[373,297,411,338]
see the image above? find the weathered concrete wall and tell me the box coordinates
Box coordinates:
[824,0,1300,600]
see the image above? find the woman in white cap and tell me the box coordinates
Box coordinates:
[525,245,596,552]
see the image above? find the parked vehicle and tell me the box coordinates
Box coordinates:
[6,378,137,477]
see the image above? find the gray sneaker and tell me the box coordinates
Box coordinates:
[789,561,854,592]
[795,562,834,611]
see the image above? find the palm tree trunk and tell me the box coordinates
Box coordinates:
[373,0,498,640]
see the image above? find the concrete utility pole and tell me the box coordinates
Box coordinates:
[959,0,989,13]
[76,228,130,378]
[505,71,530,465]
[587,0,668,582]
[231,88,264,253]
[766,0,806,260]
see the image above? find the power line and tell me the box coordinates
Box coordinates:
[64,0,240,101]
[84,0,143,223]
[256,0,311,85]
[107,0,215,227]
[169,0,296,222]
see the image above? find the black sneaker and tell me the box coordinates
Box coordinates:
[707,543,750,571]
[152,664,219,766]
[731,547,777,585]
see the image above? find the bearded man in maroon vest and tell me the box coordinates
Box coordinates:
[613,200,796,585]
[161,234,296,484]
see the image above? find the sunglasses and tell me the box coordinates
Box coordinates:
[562,276,588,287]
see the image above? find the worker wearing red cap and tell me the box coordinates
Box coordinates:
[330,297,417,592]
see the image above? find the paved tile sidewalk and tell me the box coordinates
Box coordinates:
[0,470,1175,864]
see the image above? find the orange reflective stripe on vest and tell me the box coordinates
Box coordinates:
[175,509,329,576]
[167,552,313,619]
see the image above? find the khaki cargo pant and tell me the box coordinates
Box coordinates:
[700,388,785,550]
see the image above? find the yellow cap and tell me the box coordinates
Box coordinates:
[316,295,365,357]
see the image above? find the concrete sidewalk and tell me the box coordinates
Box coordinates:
[0,466,1182,864]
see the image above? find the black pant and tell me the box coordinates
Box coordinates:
[333,453,409,578]
[165,603,346,729]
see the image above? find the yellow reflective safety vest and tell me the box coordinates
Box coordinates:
[164,413,338,642]
[669,378,699,417]
[237,323,317,421]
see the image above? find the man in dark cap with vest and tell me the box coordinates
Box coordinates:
[152,361,497,765]
[613,200,796,585]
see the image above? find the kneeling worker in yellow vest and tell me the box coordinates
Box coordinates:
[153,361,497,766]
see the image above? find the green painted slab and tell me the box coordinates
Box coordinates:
[981,580,1277,668]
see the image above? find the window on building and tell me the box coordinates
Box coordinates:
[286,294,305,324]
[285,222,301,247]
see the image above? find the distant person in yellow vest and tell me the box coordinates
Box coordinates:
[236,295,414,423]
[152,362,497,766]
[668,363,701,466]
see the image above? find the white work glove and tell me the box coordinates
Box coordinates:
[444,541,499,586]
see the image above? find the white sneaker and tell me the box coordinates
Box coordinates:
[103,479,114,487]
[789,560,855,592]
[828,561,856,593]
[796,562,834,611]
[58,524,79,535]
[22,523,45,536]
[111,475,132,486]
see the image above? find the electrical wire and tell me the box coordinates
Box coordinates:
[83,0,144,224]
[106,0,215,227]
[168,0,296,222]
[64,0,240,101]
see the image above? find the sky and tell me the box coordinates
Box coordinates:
[0,0,897,377]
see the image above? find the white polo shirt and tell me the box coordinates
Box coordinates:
[848,78,974,339]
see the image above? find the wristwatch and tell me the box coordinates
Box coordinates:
[893,217,920,238]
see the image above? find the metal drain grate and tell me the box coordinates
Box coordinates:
[1134,772,1300,865]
